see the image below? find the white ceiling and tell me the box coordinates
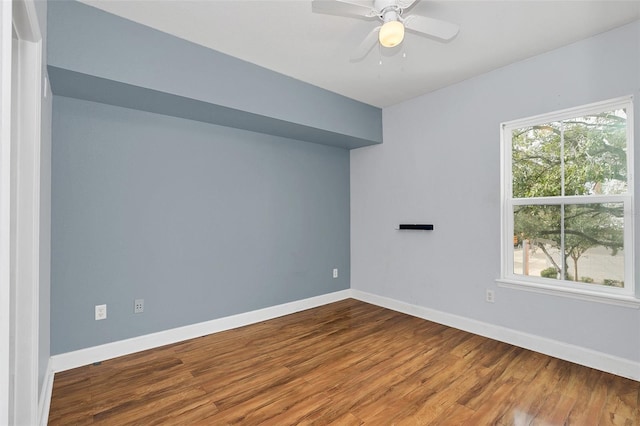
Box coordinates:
[79,0,640,108]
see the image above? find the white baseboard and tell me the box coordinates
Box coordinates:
[37,360,54,426]
[50,290,351,373]
[351,289,640,381]
[48,287,639,381]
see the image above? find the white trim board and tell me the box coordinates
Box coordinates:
[350,289,640,382]
[6,0,44,424]
[49,290,352,373]
[13,33,43,426]
[37,360,53,426]
[0,3,13,423]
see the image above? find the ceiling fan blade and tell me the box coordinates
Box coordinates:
[350,26,380,61]
[402,15,459,41]
[312,0,375,19]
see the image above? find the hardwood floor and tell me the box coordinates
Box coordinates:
[48,299,639,425]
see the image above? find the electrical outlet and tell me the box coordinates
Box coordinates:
[486,289,495,303]
[134,299,144,314]
[332,268,338,278]
[95,304,107,320]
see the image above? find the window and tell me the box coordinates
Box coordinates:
[500,97,635,302]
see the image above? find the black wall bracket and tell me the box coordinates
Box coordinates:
[398,224,434,231]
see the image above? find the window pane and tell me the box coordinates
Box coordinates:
[513,205,562,278]
[564,203,624,287]
[512,123,562,198]
[504,99,633,296]
[564,109,627,196]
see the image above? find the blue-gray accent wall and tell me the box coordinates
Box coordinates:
[47,1,382,149]
[48,0,375,354]
[47,66,378,150]
[51,96,351,354]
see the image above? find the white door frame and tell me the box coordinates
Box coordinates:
[0,1,14,421]
[1,0,42,424]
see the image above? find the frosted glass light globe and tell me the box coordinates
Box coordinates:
[379,20,404,48]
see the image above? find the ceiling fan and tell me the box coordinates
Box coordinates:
[312,0,459,59]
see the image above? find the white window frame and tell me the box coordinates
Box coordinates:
[498,96,638,308]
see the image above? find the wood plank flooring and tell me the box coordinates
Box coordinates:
[48,299,640,425]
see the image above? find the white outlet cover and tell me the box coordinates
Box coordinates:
[95,304,107,320]
[486,290,495,303]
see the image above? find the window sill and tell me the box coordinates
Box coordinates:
[496,278,640,309]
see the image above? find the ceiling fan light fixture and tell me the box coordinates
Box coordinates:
[379,20,404,48]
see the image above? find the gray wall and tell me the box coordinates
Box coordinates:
[51,96,350,354]
[351,21,640,362]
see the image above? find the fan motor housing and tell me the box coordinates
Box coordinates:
[374,0,403,16]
